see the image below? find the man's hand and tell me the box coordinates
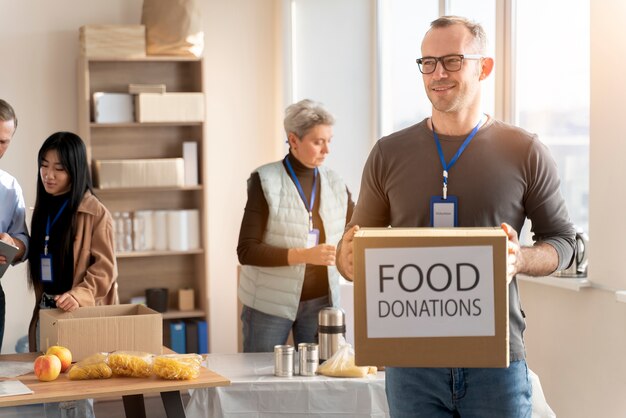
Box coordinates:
[337,225,360,281]
[501,222,522,284]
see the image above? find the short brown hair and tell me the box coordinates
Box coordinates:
[430,16,488,54]
[0,99,18,132]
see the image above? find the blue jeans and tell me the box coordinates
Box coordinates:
[241,296,330,352]
[385,360,532,418]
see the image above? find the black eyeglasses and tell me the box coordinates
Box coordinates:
[416,54,483,74]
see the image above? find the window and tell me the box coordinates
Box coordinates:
[378,0,496,137]
[515,0,590,232]
[377,0,589,233]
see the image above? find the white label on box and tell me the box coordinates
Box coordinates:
[364,246,495,338]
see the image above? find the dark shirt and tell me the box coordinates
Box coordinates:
[237,152,355,300]
[36,193,75,295]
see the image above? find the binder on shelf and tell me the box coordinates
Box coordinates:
[183,141,199,186]
[185,320,199,354]
[169,321,186,354]
[197,320,208,354]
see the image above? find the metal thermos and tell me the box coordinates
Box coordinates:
[318,307,346,362]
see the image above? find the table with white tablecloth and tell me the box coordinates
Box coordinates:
[185,352,389,418]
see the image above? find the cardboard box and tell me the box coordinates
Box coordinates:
[93,93,134,123]
[93,158,184,188]
[80,25,146,58]
[353,227,508,368]
[178,288,195,311]
[39,304,163,361]
[135,93,205,123]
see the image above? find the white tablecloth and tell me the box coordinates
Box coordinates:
[185,353,389,418]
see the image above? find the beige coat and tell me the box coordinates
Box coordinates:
[29,192,118,350]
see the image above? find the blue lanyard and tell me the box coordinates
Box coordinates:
[432,118,482,199]
[284,156,318,231]
[44,199,69,256]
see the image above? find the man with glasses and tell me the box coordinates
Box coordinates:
[337,16,575,417]
[0,99,29,351]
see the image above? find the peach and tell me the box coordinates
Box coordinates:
[46,345,72,373]
[34,354,62,381]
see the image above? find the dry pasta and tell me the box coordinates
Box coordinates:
[68,353,112,380]
[153,354,202,380]
[108,351,153,377]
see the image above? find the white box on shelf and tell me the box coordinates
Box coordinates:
[153,210,169,251]
[93,93,134,123]
[183,141,199,186]
[133,210,155,251]
[94,158,184,188]
[128,83,166,94]
[167,209,200,251]
[135,93,205,122]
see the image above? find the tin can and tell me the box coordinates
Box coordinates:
[274,345,294,377]
[298,343,319,376]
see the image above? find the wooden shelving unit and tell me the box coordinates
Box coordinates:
[77,56,208,328]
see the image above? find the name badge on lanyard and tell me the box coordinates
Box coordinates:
[40,199,69,283]
[284,156,320,248]
[430,118,482,227]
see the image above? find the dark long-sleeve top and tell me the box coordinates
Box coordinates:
[237,152,355,300]
[341,117,575,361]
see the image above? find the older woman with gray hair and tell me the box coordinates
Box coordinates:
[237,99,354,352]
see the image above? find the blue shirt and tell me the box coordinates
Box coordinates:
[0,169,29,262]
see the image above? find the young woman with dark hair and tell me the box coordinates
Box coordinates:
[26,132,118,417]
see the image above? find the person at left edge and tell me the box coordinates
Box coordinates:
[237,99,355,352]
[27,132,118,417]
[0,99,29,351]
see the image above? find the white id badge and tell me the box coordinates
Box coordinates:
[41,255,53,282]
[430,195,458,227]
[306,229,320,248]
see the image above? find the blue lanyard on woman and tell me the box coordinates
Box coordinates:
[432,118,482,199]
[284,156,318,231]
[44,199,69,256]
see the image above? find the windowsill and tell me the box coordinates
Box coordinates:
[517,274,591,291]
[518,275,626,304]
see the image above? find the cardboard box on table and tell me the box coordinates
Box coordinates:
[39,304,163,361]
[353,227,509,368]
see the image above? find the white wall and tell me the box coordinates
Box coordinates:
[202,0,283,353]
[290,0,376,196]
[0,0,144,353]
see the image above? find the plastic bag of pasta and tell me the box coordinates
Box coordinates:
[153,353,202,380]
[108,351,154,377]
[68,352,113,380]
[316,344,377,378]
